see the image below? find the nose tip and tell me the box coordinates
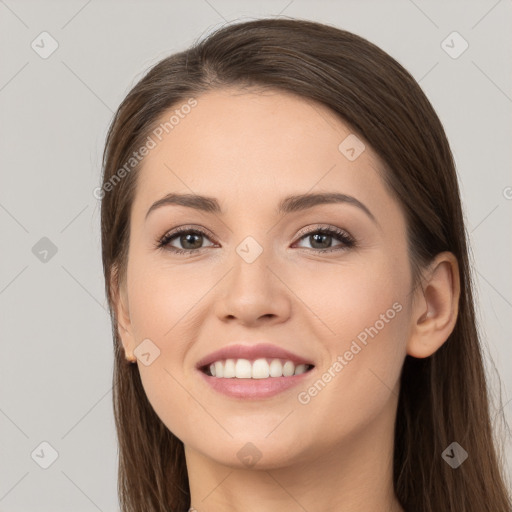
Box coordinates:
[214,259,292,327]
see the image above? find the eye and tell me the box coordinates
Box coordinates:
[156,226,216,255]
[156,224,356,256]
[293,225,355,253]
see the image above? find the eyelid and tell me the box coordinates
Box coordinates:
[160,224,217,242]
[295,223,349,239]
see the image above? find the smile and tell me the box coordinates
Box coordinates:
[202,358,314,379]
[198,359,315,399]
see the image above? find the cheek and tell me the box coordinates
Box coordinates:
[126,252,208,340]
[295,252,409,412]
[295,248,409,345]
[124,255,206,439]
[296,295,409,450]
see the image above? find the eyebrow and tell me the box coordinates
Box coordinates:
[145,192,377,224]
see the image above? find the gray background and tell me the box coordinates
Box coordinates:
[1,1,511,510]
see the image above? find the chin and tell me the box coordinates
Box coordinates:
[200,436,306,471]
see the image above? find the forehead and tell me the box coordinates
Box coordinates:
[133,87,391,217]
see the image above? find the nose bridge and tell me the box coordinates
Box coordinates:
[213,231,292,323]
[229,234,274,294]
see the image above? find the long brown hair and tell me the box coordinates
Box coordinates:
[100,17,511,512]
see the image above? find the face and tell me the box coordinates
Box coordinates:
[117,87,415,469]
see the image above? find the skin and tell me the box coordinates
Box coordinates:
[113,87,460,512]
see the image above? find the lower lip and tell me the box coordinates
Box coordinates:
[197,368,315,399]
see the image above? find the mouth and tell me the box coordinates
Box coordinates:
[195,343,316,398]
[197,358,316,400]
[199,358,315,379]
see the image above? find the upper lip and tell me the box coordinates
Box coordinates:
[195,343,315,370]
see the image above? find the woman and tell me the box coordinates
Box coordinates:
[99,17,511,512]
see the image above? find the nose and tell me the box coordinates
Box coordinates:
[213,246,292,327]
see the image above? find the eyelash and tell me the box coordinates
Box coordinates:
[156,224,356,256]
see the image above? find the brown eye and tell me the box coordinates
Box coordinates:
[308,232,334,250]
[294,227,355,253]
[175,232,204,250]
[158,228,215,254]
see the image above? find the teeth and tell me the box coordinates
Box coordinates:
[269,359,282,377]
[206,358,312,379]
[223,359,236,378]
[294,364,308,375]
[214,361,223,378]
[236,359,253,378]
[282,361,295,377]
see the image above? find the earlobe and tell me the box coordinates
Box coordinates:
[407,252,460,359]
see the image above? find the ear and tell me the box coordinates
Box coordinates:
[110,264,137,361]
[407,251,460,358]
